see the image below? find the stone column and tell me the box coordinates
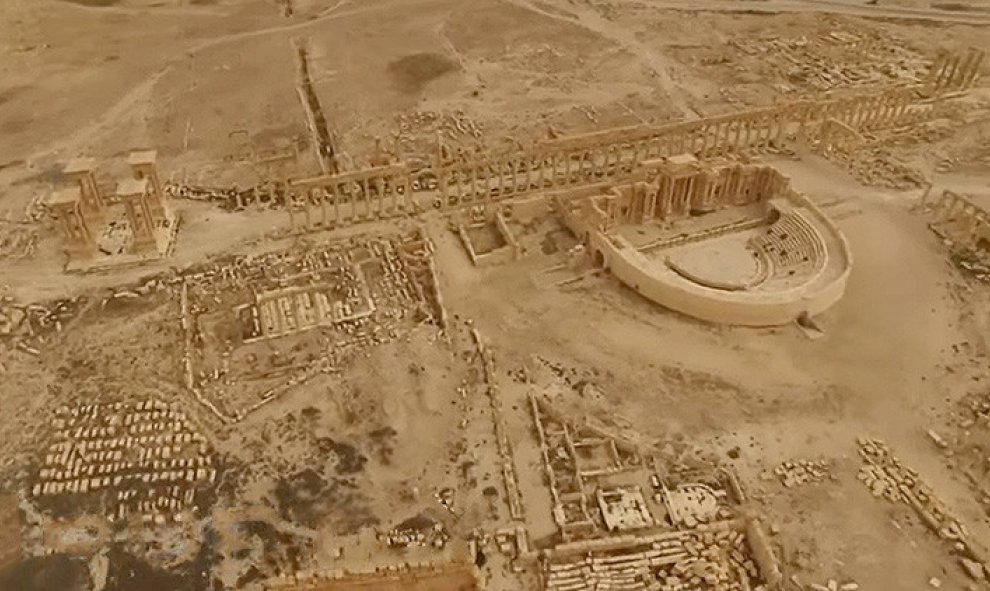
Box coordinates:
[434,154,449,208]
[965,49,985,87]
[954,50,978,90]
[548,152,559,188]
[941,55,961,92]
[924,51,947,90]
[450,168,461,208]
[465,164,476,203]
[63,157,105,221]
[776,112,788,146]
[374,176,386,215]
[400,173,412,212]
[127,150,167,222]
[47,189,97,259]
[316,189,328,226]
[118,178,157,253]
[302,195,313,229]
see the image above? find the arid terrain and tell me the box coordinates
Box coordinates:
[2,1,990,590]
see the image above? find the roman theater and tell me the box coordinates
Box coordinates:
[557,155,851,326]
[2,2,990,591]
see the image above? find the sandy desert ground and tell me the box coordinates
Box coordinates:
[2,1,990,590]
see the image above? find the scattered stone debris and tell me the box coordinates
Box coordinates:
[0,291,89,354]
[808,580,860,591]
[31,400,218,525]
[178,229,444,422]
[858,437,987,566]
[379,514,449,549]
[773,458,834,488]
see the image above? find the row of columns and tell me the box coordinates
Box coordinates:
[287,168,413,232]
[603,161,788,230]
[286,58,970,231]
[927,48,985,95]
[434,80,951,213]
[438,147,624,209]
[665,111,789,158]
[437,108,790,210]
[823,90,915,132]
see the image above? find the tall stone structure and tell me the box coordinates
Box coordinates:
[46,188,97,259]
[63,157,105,221]
[117,178,158,253]
[127,150,168,221]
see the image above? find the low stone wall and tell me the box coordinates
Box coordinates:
[264,561,483,591]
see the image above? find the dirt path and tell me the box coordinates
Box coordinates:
[502,0,701,118]
[29,0,451,160]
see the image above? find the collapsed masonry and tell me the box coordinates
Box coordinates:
[178,229,446,423]
[32,400,217,527]
[858,438,990,566]
[921,189,990,281]
[923,189,990,251]
[525,391,781,591]
[538,519,782,591]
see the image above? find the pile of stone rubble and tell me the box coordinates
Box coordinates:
[857,436,989,576]
[774,459,834,488]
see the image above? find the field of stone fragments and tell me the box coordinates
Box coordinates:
[2,1,990,590]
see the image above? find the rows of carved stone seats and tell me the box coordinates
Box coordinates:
[650,218,766,252]
[751,212,825,278]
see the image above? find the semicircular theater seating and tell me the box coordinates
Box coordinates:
[555,160,852,326]
[571,204,849,326]
[747,210,827,288]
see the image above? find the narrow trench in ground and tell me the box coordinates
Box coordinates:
[295,42,338,173]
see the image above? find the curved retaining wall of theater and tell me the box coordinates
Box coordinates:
[574,196,852,327]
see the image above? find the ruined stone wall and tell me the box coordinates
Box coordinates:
[925,190,990,249]
[263,561,483,591]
